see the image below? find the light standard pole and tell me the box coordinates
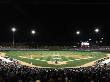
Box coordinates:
[76,30,81,47]
[94,28,100,46]
[11,27,16,48]
[31,30,36,48]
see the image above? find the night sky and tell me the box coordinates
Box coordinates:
[0,0,110,45]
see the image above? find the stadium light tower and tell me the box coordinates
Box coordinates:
[89,38,92,41]
[101,37,104,40]
[31,30,36,48]
[11,27,16,48]
[75,30,81,47]
[94,28,100,33]
[31,30,36,35]
[76,30,80,35]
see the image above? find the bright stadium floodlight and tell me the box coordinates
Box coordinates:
[31,30,36,35]
[76,30,80,35]
[12,28,16,32]
[11,27,16,48]
[89,38,92,41]
[100,41,103,43]
[94,28,99,33]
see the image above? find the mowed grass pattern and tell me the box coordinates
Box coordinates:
[5,51,106,68]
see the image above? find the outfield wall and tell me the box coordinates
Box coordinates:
[0,47,110,52]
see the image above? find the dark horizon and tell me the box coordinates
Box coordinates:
[0,0,110,46]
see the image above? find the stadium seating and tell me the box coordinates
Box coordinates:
[0,57,110,82]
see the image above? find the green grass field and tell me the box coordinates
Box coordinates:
[5,51,107,68]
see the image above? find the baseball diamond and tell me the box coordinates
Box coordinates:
[3,50,107,68]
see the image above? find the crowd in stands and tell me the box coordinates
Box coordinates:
[95,57,110,66]
[0,57,110,82]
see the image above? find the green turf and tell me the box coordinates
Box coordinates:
[4,50,107,68]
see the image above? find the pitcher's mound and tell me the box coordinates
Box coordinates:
[47,61,68,65]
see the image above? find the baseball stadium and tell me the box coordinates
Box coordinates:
[1,0,110,82]
[0,50,109,68]
[1,46,110,82]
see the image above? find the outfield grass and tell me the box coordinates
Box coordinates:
[5,51,106,68]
